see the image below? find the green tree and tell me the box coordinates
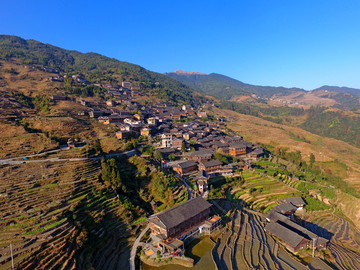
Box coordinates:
[181,141,186,153]
[309,153,315,168]
[214,152,223,161]
[132,139,138,149]
[155,151,163,162]
[101,158,127,193]
[33,95,51,112]
[169,154,176,161]
[125,142,133,151]
[64,76,72,91]
[93,139,102,154]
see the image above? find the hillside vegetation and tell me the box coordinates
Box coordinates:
[166,71,303,99]
[219,101,360,147]
[0,35,200,105]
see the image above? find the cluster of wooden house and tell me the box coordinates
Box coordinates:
[265,197,328,253]
[79,93,265,198]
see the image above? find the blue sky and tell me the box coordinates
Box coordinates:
[1,0,360,90]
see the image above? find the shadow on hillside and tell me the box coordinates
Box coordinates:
[302,220,334,241]
[67,159,135,270]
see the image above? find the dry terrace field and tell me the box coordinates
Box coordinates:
[212,107,360,191]
[0,61,64,96]
[212,207,310,270]
[0,159,134,270]
[211,107,360,230]
[0,122,58,159]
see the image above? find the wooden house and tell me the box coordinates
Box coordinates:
[148,197,211,239]
[197,111,207,118]
[140,127,151,137]
[229,143,248,157]
[172,160,197,176]
[198,160,222,173]
[265,217,328,253]
[122,81,131,89]
[172,138,184,150]
[186,149,214,163]
[106,100,116,107]
[116,131,132,139]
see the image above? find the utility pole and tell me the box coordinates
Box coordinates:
[10,243,14,269]
[312,238,316,258]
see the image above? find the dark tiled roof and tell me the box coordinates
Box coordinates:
[197,170,208,179]
[149,197,212,229]
[283,197,305,206]
[186,149,214,157]
[211,141,229,148]
[308,258,333,270]
[157,148,176,154]
[229,142,248,149]
[265,222,306,248]
[199,160,222,168]
[272,202,297,214]
[248,147,264,156]
[278,219,317,240]
[267,210,289,222]
[174,160,197,169]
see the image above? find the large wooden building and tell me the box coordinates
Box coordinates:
[172,160,197,176]
[229,143,248,157]
[186,149,214,163]
[198,160,222,173]
[148,197,212,240]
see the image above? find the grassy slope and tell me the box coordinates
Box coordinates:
[214,108,360,187]
[212,107,360,228]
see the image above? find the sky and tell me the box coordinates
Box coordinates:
[1,0,360,90]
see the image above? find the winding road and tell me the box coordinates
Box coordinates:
[0,149,137,165]
[129,224,149,270]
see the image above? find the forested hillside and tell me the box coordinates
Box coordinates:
[301,107,360,146]
[166,71,305,99]
[220,101,360,147]
[0,35,199,105]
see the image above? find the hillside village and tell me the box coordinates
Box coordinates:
[54,79,335,265]
[50,79,264,195]
[1,37,360,270]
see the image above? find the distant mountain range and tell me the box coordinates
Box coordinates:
[0,35,358,109]
[314,85,360,96]
[166,71,306,99]
[166,71,360,109]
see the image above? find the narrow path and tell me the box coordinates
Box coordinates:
[182,177,192,200]
[0,148,62,161]
[129,224,149,270]
[0,149,138,165]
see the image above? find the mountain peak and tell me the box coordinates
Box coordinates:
[170,69,207,75]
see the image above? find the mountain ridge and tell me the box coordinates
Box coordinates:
[314,85,360,96]
[166,71,306,99]
[166,70,360,99]
[0,35,201,105]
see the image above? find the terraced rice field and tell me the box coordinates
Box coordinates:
[212,207,308,270]
[232,171,299,212]
[303,211,360,269]
[0,159,131,270]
